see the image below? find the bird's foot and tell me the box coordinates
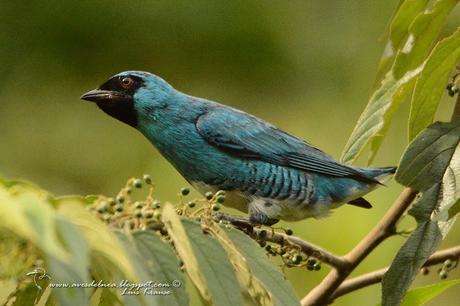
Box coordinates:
[249,212,280,226]
[213,212,254,232]
[213,212,279,232]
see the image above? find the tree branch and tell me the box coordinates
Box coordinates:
[450,71,460,120]
[452,93,460,120]
[214,213,348,269]
[300,187,418,306]
[331,245,460,301]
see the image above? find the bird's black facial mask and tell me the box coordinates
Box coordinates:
[81,75,144,127]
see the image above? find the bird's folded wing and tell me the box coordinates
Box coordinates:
[196,107,378,184]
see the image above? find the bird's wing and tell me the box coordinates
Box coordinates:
[196,107,378,184]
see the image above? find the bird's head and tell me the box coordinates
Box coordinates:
[81,71,174,127]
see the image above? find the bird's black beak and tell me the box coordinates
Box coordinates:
[80,89,130,103]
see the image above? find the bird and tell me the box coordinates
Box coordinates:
[81,71,396,225]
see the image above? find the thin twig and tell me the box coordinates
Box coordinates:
[214,213,348,269]
[300,187,418,306]
[262,227,349,270]
[449,71,460,120]
[289,68,460,306]
[452,94,460,120]
[331,245,460,301]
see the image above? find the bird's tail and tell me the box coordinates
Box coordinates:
[357,166,397,184]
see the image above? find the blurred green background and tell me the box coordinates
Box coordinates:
[1,1,459,305]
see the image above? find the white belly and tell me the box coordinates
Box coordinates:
[190,181,371,222]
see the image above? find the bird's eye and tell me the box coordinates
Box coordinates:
[120,77,134,89]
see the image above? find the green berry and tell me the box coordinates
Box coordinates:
[216,190,226,196]
[205,191,213,200]
[160,228,168,236]
[114,204,124,212]
[258,230,267,239]
[421,267,429,275]
[154,210,162,219]
[313,263,321,271]
[181,187,190,196]
[96,204,107,214]
[216,195,225,203]
[108,198,116,206]
[259,240,267,247]
[116,195,125,204]
[187,201,196,208]
[134,210,143,218]
[125,187,132,194]
[133,179,143,189]
[265,245,272,252]
[142,210,154,218]
[285,228,293,235]
[444,259,453,269]
[134,201,144,209]
[307,258,317,267]
[292,254,302,264]
[152,200,161,209]
[439,270,448,279]
[143,174,152,184]
[211,204,220,211]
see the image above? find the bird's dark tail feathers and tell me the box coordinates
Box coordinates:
[356,166,397,185]
[347,167,396,209]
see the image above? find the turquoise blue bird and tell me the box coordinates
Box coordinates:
[81,71,396,225]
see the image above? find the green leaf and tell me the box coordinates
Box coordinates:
[393,0,458,80]
[448,198,460,218]
[341,0,458,164]
[401,279,460,306]
[396,119,460,191]
[99,288,123,306]
[409,27,460,140]
[0,279,17,305]
[162,204,243,306]
[56,200,137,281]
[205,222,273,306]
[382,185,443,306]
[383,121,460,306]
[10,282,43,306]
[89,288,102,306]
[0,187,69,261]
[341,68,419,164]
[36,285,52,306]
[116,231,188,306]
[46,217,90,306]
[376,0,430,81]
[225,228,300,306]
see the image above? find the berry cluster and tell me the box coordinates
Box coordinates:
[88,176,229,238]
[420,259,458,279]
[255,229,321,271]
[88,176,326,272]
[88,174,167,235]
